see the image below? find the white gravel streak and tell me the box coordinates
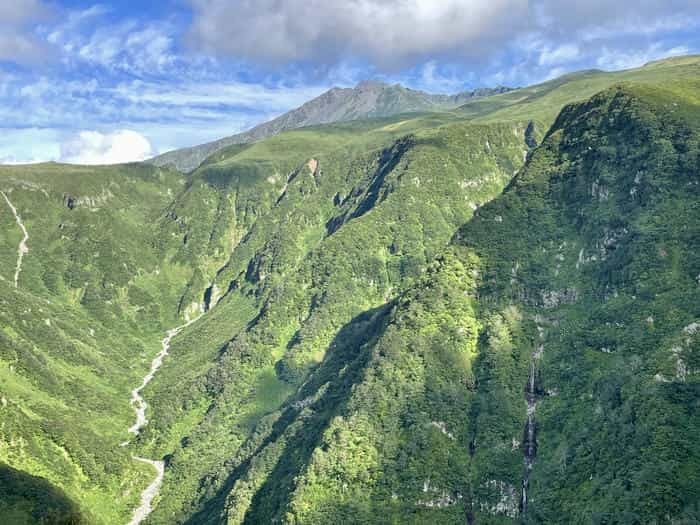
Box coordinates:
[125,317,200,525]
[127,457,165,525]
[1,191,29,288]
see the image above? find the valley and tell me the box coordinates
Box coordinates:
[0,56,698,524]
[125,317,203,524]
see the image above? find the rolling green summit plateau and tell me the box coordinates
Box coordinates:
[1,56,699,524]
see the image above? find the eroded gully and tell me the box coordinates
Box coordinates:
[520,317,545,515]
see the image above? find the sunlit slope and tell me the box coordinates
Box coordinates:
[157,111,500,319]
[184,79,700,524]
[459,54,700,127]
[0,162,191,523]
[144,117,533,523]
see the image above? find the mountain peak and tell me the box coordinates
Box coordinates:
[354,79,390,90]
[150,81,512,172]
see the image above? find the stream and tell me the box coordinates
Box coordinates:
[520,319,545,515]
[1,191,29,288]
[125,318,200,525]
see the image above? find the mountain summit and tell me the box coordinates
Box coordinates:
[148,81,511,172]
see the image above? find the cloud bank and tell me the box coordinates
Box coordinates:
[186,0,700,68]
[187,0,526,67]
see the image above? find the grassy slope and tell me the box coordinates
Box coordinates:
[0,163,192,523]
[0,56,698,524]
[225,80,699,523]
[145,114,531,522]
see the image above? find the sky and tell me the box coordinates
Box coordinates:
[0,0,698,165]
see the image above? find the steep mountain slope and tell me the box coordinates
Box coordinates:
[148,81,510,172]
[0,163,193,523]
[0,111,529,524]
[143,115,532,523]
[1,56,698,525]
[172,80,699,524]
[140,58,698,524]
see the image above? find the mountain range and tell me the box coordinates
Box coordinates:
[0,55,698,525]
[148,81,511,172]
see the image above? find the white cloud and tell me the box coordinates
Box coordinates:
[0,0,50,63]
[537,44,580,66]
[185,0,700,69]
[596,43,690,70]
[186,0,528,67]
[59,130,153,165]
[0,71,328,156]
[45,10,181,76]
[110,79,327,112]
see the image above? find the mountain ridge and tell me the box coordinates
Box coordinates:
[148,81,511,172]
[0,55,698,524]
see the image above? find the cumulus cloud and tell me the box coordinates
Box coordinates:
[186,0,528,68]
[60,130,153,165]
[185,0,700,69]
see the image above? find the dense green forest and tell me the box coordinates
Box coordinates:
[1,56,698,524]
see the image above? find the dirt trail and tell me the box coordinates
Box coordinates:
[1,191,29,288]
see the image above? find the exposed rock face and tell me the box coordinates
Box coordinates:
[62,189,114,210]
[480,480,519,518]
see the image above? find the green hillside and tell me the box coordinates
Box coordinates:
[148,82,510,173]
[1,56,699,524]
[0,163,191,523]
[459,54,700,127]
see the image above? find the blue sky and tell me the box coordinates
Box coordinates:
[0,0,698,164]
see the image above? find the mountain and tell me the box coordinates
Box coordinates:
[148,81,511,172]
[223,82,700,524]
[0,56,698,524]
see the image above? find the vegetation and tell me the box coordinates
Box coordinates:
[0,163,190,523]
[1,56,699,524]
[149,81,511,172]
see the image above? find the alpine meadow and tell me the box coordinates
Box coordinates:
[0,2,699,524]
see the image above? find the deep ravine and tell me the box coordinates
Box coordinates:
[1,191,29,288]
[125,317,200,525]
